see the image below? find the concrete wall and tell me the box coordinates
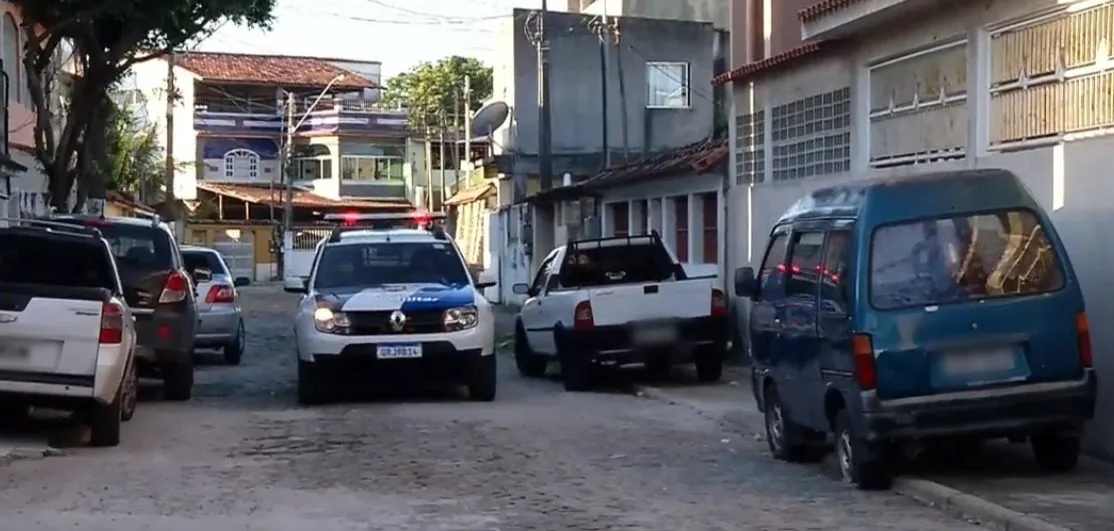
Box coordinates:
[576,0,730,30]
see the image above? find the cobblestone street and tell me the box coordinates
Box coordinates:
[0,286,975,530]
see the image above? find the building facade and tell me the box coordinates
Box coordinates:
[2,2,44,220]
[721,0,1114,459]
[566,0,730,30]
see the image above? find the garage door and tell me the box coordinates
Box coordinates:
[211,230,256,281]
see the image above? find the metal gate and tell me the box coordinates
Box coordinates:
[212,231,256,281]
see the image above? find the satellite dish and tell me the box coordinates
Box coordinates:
[470,101,509,138]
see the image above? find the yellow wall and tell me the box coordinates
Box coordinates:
[183,222,276,265]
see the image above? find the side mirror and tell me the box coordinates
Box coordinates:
[511,283,530,295]
[283,276,307,294]
[192,268,213,283]
[476,270,497,289]
[734,267,758,298]
[233,277,251,287]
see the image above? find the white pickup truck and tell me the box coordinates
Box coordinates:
[511,232,728,391]
[0,219,138,446]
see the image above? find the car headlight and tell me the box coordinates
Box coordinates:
[313,306,351,334]
[443,305,478,331]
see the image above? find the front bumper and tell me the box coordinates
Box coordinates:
[300,322,494,359]
[559,315,728,365]
[308,342,485,383]
[860,369,1098,442]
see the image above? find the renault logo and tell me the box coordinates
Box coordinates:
[389,310,407,332]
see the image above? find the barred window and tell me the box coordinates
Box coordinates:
[770,88,851,181]
[735,110,765,184]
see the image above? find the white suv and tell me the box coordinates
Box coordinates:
[285,213,498,404]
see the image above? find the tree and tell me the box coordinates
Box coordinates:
[105,101,164,196]
[380,56,493,132]
[13,0,276,213]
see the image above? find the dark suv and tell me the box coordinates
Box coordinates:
[52,215,197,400]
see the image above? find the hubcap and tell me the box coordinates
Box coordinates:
[837,429,854,482]
[766,402,785,451]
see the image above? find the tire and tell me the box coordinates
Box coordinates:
[833,410,892,490]
[1031,430,1081,473]
[120,359,138,422]
[88,384,123,448]
[694,349,724,383]
[558,337,593,392]
[763,385,814,462]
[468,355,497,402]
[297,359,327,405]
[162,356,194,401]
[514,322,547,378]
[223,319,245,366]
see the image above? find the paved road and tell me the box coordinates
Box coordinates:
[0,287,975,530]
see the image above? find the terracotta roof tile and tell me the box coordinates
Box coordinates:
[196,182,410,210]
[798,0,866,22]
[177,52,376,89]
[712,41,835,86]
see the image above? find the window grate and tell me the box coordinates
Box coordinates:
[770,88,851,181]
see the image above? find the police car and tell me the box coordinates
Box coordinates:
[284,212,498,404]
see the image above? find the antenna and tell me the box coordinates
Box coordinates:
[470,101,510,143]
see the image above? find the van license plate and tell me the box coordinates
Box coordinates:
[942,347,1015,375]
[376,344,422,359]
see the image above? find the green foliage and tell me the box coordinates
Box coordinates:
[104,103,163,195]
[380,56,493,131]
[13,0,277,210]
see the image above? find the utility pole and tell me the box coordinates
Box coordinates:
[597,2,610,169]
[438,115,447,212]
[278,91,295,280]
[164,53,176,225]
[537,0,553,191]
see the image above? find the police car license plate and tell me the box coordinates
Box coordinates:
[376,343,422,359]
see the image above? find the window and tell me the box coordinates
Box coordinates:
[0,233,114,289]
[771,88,851,181]
[223,149,259,180]
[646,62,690,108]
[558,243,676,288]
[701,193,718,263]
[2,14,18,104]
[989,4,1114,146]
[821,230,851,306]
[735,110,765,184]
[673,196,688,262]
[182,250,230,276]
[314,242,470,290]
[869,41,968,166]
[295,158,332,180]
[340,156,404,181]
[869,209,1064,310]
[786,231,825,297]
[758,232,789,291]
[529,253,558,294]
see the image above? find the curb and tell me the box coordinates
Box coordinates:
[633,382,1069,531]
[0,445,64,467]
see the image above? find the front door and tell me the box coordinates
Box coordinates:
[814,223,855,431]
[749,227,790,394]
[520,251,559,355]
[777,222,827,426]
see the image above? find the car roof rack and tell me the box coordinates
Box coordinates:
[566,230,660,251]
[323,211,449,243]
[0,217,104,239]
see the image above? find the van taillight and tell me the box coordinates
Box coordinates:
[1076,312,1093,368]
[100,302,124,344]
[851,334,877,390]
[711,289,727,317]
[158,271,189,304]
[573,301,594,330]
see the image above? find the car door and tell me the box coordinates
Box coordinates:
[778,222,827,425]
[749,227,790,401]
[816,223,855,429]
[520,250,560,355]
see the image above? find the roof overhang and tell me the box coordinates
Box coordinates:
[799,0,943,40]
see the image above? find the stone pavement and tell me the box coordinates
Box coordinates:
[635,368,1114,531]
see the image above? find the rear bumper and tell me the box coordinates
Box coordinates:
[133,307,196,364]
[194,306,240,347]
[860,369,1098,442]
[307,342,487,384]
[559,315,728,365]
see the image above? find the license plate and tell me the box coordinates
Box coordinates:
[942,347,1016,375]
[632,326,677,345]
[0,343,30,360]
[376,343,422,359]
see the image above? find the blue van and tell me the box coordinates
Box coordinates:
[734,169,1097,490]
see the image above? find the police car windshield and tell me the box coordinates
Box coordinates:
[314,241,471,290]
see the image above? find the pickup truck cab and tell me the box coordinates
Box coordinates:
[512,232,728,391]
[734,169,1096,490]
[0,219,139,446]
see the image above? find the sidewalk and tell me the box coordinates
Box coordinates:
[634,373,1113,531]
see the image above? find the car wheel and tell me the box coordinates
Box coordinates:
[468,355,497,402]
[763,385,814,462]
[120,359,138,422]
[297,359,327,405]
[694,348,724,382]
[162,355,194,401]
[833,410,892,490]
[1031,430,1081,472]
[514,322,547,378]
[224,319,245,366]
[88,383,123,448]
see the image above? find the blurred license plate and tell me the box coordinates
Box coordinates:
[0,343,30,359]
[632,326,676,345]
[376,343,422,359]
[942,347,1015,375]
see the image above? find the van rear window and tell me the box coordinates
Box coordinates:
[869,209,1064,309]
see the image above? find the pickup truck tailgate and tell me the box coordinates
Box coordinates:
[588,280,712,326]
[0,287,104,379]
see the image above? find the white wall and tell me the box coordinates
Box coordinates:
[128,58,199,200]
[493,203,533,305]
